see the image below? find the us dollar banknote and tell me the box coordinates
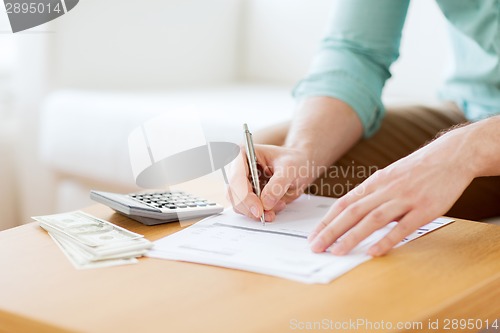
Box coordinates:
[33,211,143,247]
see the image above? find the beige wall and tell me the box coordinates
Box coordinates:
[0,118,20,230]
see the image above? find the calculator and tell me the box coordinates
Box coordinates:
[90,190,224,226]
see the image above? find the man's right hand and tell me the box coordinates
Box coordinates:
[227,144,312,222]
[227,97,364,222]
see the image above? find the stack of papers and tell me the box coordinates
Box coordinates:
[34,211,153,269]
[148,195,453,284]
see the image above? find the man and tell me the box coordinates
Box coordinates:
[228,0,500,256]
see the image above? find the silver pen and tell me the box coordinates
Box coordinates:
[243,123,266,226]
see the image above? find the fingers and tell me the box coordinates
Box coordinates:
[273,200,287,213]
[260,165,297,211]
[329,200,409,255]
[309,193,424,256]
[226,146,250,201]
[309,193,386,253]
[231,194,286,222]
[367,211,421,257]
[231,192,266,220]
[264,210,275,222]
[308,182,373,243]
[307,196,351,243]
[227,146,292,221]
[227,147,264,219]
[281,182,309,204]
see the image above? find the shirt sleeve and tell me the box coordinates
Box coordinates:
[292,0,410,137]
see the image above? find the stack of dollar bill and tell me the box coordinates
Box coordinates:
[33,211,153,269]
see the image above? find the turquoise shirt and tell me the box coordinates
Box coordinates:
[293,0,500,137]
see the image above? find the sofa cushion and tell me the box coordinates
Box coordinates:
[39,84,294,188]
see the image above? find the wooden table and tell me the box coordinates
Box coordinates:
[1,189,499,332]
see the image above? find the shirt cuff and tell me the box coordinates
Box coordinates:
[292,70,385,137]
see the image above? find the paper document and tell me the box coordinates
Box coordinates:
[148,195,453,283]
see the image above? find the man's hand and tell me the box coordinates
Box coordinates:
[227,144,311,222]
[227,96,364,222]
[308,126,477,256]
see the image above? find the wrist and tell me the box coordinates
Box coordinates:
[282,142,324,186]
[462,116,500,178]
[284,140,316,162]
[438,117,500,180]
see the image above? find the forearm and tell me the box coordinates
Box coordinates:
[284,96,363,179]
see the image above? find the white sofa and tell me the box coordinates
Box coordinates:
[36,0,452,214]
